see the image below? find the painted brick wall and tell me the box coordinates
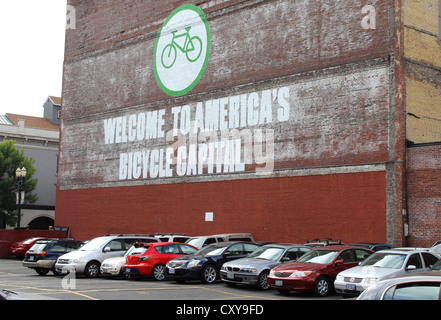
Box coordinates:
[57,0,404,244]
[406,144,441,247]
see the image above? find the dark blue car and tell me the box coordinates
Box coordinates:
[23,239,84,275]
[349,242,395,251]
[165,241,260,283]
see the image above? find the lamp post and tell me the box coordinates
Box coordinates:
[15,167,27,228]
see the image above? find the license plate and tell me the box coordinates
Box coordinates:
[169,268,175,274]
[275,280,283,286]
[125,268,130,273]
[346,284,356,291]
[29,256,34,261]
[227,272,234,279]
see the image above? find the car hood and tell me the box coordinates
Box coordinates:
[273,262,327,272]
[173,254,206,261]
[337,266,401,280]
[58,250,93,260]
[224,257,279,269]
[102,256,125,264]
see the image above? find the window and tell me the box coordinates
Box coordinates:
[283,248,300,261]
[406,253,422,269]
[104,240,124,251]
[383,282,441,300]
[226,243,244,255]
[180,245,198,255]
[354,249,371,262]
[422,252,439,268]
[337,250,356,263]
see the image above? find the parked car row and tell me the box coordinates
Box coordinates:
[17,233,441,299]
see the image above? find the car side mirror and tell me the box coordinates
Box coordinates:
[334,259,344,266]
[103,247,111,252]
[281,257,290,262]
[406,265,416,271]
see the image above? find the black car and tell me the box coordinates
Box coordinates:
[23,239,84,275]
[165,242,260,284]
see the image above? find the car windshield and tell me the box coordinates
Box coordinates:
[360,252,406,269]
[248,246,285,260]
[296,249,339,264]
[198,243,228,256]
[432,259,441,271]
[186,238,205,248]
[28,243,48,253]
[79,237,110,251]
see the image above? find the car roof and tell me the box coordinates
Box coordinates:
[379,271,441,284]
[262,243,310,249]
[313,245,373,251]
[136,241,194,247]
[377,248,433,254]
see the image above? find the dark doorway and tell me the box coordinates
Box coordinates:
[28,217,54,230]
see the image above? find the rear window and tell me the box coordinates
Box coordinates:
[28,243,48,253]
[130,247,149,255]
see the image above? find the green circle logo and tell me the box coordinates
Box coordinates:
[153,4,211,96]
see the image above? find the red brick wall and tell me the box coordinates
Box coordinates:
[0,229,69,258]
[56,171,387,243]
[406,144,441,247]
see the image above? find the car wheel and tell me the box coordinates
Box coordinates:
[51,266,62,276]
[35,268,49,276]
[256,271,269,290]
[152,264,166,281]
[201,265,218,284]
[84,261,101,278]
[314,276,330,297]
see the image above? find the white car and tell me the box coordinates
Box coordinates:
[185,233,254,249]
[55,235,159,278]
[334,249,440,297]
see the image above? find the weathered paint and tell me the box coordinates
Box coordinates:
[58,0,409,244]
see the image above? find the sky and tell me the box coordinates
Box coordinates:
[0,1,67,118]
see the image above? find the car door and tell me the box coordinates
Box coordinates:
[330,249,359,279]
[160,244,183,262]
[217,243,247,267]
[102,239,126,260]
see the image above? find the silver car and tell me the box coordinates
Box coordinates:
[334,248,440,297]
[55,235,159,278]
[357,271,441,300]
[220,244,311,290]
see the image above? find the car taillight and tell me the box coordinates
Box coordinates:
[35,252,46,257]
[138,256,150,262]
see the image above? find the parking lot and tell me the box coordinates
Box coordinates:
[0,258,340,301]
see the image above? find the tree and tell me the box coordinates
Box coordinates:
[0,140,38,227]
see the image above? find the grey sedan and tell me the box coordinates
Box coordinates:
[220,244,311,290]
[334,249,440,297]
[357,271,441,300]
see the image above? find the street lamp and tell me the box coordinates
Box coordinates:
[15,167,27,228]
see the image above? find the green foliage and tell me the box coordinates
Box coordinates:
[0,140,38,226]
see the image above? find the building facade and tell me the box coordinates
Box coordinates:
[0,96,60,229]
[56,0,440,246]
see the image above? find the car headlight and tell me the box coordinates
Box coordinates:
[290,271,312,277]
[187,260,201,268]
[242,268,258,273]
[68,259,80,264]
[336,275,344,281]
[365,277,378,284]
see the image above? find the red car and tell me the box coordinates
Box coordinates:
[123,242,198,280]
[267,246,374,297]
[10,237,48,258]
